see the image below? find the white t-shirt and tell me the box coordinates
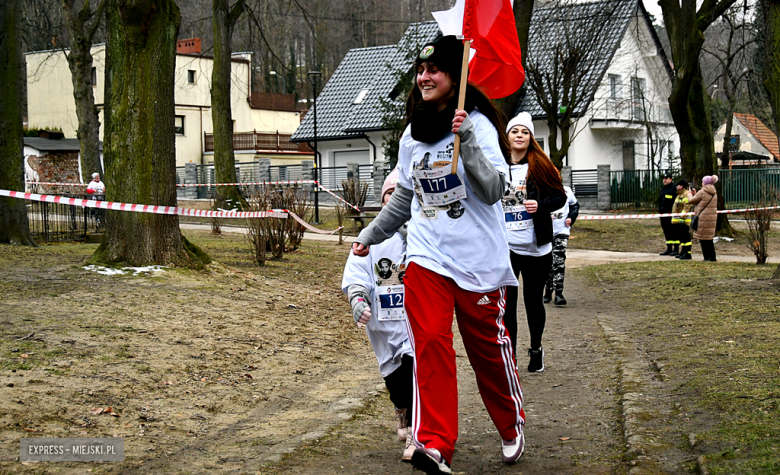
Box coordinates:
[87,180,105,195]
[502,163,552,256]
[397,110,516,292]
[341,232,413,378]
[552,186,577,237]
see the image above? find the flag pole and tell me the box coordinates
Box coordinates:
[451,39,471,175]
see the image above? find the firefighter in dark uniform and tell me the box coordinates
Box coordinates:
[658,173,678,256]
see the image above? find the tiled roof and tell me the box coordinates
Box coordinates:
[733,113,780,161]
[517,0,641,118]
[24,137,83,152]
[292,22,440,142]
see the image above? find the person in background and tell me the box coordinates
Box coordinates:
[502,112,566,373]
[671,180,693,260]
[86,172,105,198]
[342,168,416,462]
[689,175,719,262]
[658,173,678,256]
[544,184,579,306]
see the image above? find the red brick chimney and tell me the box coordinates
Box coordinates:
[177,38,201,54]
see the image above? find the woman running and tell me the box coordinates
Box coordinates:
[502,112,566,373]
[352,35,525,474]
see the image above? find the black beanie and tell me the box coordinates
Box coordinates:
[676,180,688,188]
[415,35,465,79]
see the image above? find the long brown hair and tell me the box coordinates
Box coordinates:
[403,81,511,161]
[519,133,564,196]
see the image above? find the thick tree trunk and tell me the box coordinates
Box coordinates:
[211,0,246,211]
[763,0,780,132]
[96,0,209,267]
[62,0,105,180]
[498,0,534,121]
[762,0,780,276]
[0,0,37,246]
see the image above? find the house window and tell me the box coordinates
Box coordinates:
[353,89,369,104]
[174,115,185,135]
[536,138,545,153]
[609,74,621,99]
[622,140,635,170]
[187,70,196,84]
[91,67,97,86]
[631,77,646,121]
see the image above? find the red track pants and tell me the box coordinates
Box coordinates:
[404,262,525,464]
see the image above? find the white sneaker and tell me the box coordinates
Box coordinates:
[501,430,525,463]
[395,407,408,441]
[411,447,452,474]
[402,432,415,462]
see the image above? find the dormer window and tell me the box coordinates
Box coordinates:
[353,89,369,104]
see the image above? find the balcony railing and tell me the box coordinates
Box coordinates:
[204,131,312,153]
[589,98,674,125]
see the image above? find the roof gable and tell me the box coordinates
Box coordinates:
[292,22,440,142]
[518,0,640,118]
[733,113,780,160]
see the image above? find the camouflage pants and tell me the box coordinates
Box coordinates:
[545,234,569,294]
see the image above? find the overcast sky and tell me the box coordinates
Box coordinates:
[642,0,664,25]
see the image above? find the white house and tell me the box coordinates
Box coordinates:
[292,0,679,177]
[26,39,309,168]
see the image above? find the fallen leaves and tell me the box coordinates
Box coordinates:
[90,407,119,417]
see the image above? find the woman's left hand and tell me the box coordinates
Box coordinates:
[452,110,467,134]
[524,199,538,213]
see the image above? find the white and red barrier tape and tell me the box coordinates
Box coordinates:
[27,180,365,213]
[175,180,316,187]
[578,206,780,220]
[26,182,88,187]
[2,189,344,234]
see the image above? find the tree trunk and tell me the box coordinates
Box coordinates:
[0,0,37,246]
[96,0,209,267]
[762,0,780,277]
[212,0,246,210]
[61,0,105,180]
[497,0,534,121]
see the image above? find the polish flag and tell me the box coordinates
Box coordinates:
[432,0,525,99]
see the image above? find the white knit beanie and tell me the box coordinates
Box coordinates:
[506,111,534,136]
[92,172,99,179]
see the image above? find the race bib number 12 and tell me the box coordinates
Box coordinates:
[413,167,467,207]
[377,285,406,321]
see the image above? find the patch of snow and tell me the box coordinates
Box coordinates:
[713,236,735,243]
[83,265,167,276]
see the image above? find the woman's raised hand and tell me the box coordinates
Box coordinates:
[452,110,468,134]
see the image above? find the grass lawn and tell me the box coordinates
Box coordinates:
[581,261,780,474]
[569,218,780,258]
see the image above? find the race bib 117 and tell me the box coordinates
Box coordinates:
[413,167,467,207]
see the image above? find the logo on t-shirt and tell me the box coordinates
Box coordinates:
[374,257,406,286]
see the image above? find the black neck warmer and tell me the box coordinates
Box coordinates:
[410,95,476,144]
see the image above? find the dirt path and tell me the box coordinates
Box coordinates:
[261,273,623,474]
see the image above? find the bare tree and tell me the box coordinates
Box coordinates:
[212,0,246,211]
[60,0,105,179]
[524,0,628,168]
[659,0,737,182]
[0,0,37,246]
[95,0,209,267]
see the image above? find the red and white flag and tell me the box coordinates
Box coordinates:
[432,0,525,99]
